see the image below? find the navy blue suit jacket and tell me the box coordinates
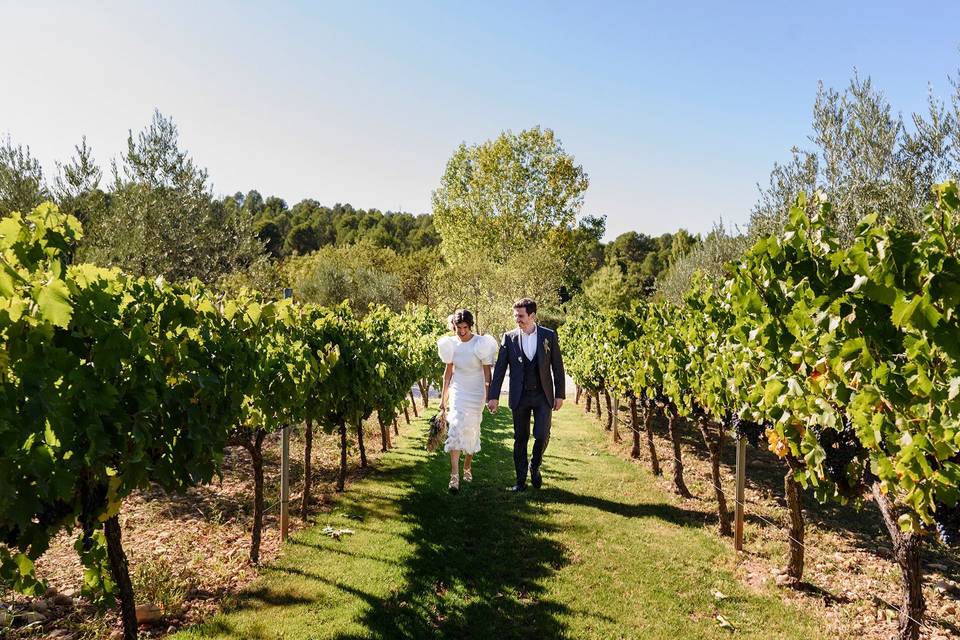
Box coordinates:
[487,326,565,410]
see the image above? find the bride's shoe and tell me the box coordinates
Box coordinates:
[448,473,460,492]
[463,468,473,483]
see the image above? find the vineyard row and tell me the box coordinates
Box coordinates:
[0,203,446,639]
[560,181,960,640]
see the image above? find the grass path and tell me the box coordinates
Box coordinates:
[175,406,829,639]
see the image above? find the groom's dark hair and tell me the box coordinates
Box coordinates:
[513,298,537,315]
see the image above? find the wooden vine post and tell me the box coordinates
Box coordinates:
[734,436,746,551]
[280,287,293,542]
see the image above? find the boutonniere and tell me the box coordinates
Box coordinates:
[543,338,551,356]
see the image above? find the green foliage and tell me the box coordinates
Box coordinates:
[566,180,960,536]
[283,242,408,313]
[291,302,438,442]
[236,193,440,260]
[0,136,48,218]
[75,111,267,286]
[432,127,592,333]
[0,201,431,607]
[571,229,701,315]
[751,72,960,245]
[731,181,960,527]
[235,296,338,438]
[401,305,447,390]
[0,202,260,602]
[285,222,321,255]
[51,137,104,229]
[433,126,589,263]
[580,264,633,311]
[559,306,605,395]
[655,224,748,304]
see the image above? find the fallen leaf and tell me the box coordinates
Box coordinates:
[322,526,355,540]
[716,614,735,631]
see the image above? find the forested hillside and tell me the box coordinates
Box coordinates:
[0,116,698,329]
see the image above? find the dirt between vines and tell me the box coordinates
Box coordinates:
[0,418,394,640]
[592,400,960,640]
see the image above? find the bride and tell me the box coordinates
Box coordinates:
[437,309,498,492]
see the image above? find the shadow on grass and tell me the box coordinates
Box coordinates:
[235,586,313,609]
[328,407,572,639]
[535,486,710,528]
[189,618,275,640]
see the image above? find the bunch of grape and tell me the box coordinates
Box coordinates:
[813,419,866,492]
[691,404,708,421]
[934,501,960,547]
[731,415,765,448]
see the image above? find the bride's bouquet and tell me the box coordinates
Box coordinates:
[426,410,447,452]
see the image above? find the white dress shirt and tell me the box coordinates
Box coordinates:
[519,326,538,361]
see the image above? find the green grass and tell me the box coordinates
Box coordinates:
[174,406,829,639]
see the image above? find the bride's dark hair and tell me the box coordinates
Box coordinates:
[452,309,474,328]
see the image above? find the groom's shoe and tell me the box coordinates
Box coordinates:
[531,469,543,489]
[508,483,527,492]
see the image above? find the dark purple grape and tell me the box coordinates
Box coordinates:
[732,415,765,448]
[933,501,960,547]
[811,417,866,494]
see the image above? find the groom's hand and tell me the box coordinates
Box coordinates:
[487,399,499,413]
[553,398,564,411]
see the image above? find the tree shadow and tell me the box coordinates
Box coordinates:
[235,585,313,609]
[333,408,573,639]
[793,581,852,606]
[535,486,711,529]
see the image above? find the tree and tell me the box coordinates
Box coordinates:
[52,137,105,230]
[598,229,699,300]
[0,136,48,217]
[556,214,606,298]
[433,126,589,262]
[255,219,285,258]
[396,247,443,308]
[243,189,265,215]
[286,243,406,313]
[751,72,960,244]
[238,195,439,260]
[581,264,633,311]
[432,127,590,331]
[285,222,320,255]
[605,231,654,272]
[655,223,747,303]
[53,137,102,204]
[263,196,288,220]
[298,262,403,313]
[76,110,267,285]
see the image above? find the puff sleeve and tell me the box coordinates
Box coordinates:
[437,335,457,364]
[473,334,499,366]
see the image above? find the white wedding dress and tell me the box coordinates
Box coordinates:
[438,334,499,454]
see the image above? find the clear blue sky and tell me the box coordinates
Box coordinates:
[2,1,959,239]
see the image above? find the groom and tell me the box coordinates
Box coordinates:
[487,298,565,491]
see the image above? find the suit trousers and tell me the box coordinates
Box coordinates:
[513,390,552,485]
